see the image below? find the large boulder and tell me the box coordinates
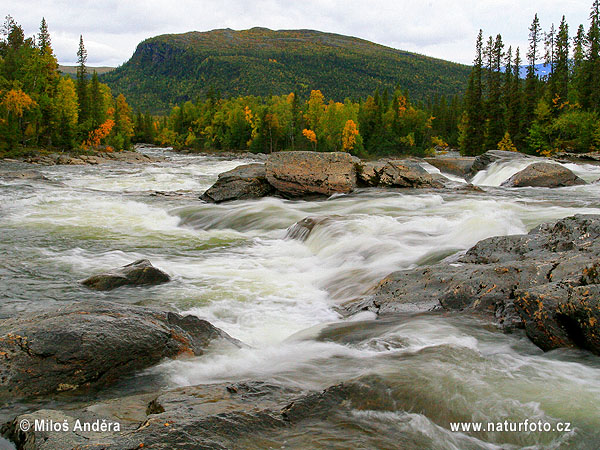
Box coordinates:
[424,157,475,177]
[356,159,443,188]
[0,301,241,398]
[343,215,600,355]
[81,259,170,291]
[500,161,586,187]
[265,151,358,197]
[469,150,531,177]
[201,163,274,203]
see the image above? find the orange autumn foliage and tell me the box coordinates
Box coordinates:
[83,118,115,149]
[302,128,317,143]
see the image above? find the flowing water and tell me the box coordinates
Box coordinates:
[2,149,600,449]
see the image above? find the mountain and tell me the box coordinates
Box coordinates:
[59,65,115,78]
[101,28,471,114]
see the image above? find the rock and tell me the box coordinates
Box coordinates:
[0,170,50,181]
[456,183,484,193]
[201,163,274,203]
[469,150,531,177]
[1,376,393,449]
[424,157,475,177]
[501,162,586,187]
[265,151,358,197]
[514,283,600,353]
[284,216,332,241]
[356,159,443,188]
[81,259,170,291]
[343,214,600,354]
[554,151,600,162]
[24,151,161,166]
[0,301,241,399]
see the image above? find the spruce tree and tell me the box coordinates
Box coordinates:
[572,24,586,105]
[38,18,50,54]
[461,30,485,155]
[485,34,505,149]
[76,35,89,125]
[507,47,523,147]
[552,16,570,106]
[583,0,600,110]
[524,14,542,144]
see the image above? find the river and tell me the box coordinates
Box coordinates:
[1,148,600,449]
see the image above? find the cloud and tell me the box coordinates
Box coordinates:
[4,0,593,66]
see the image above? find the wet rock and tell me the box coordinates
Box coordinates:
[554,151,600,163]
[265,151,359,197]
[357,159,444,188]
[514,283,600,352]
[25,151,161,166]
[0,301,241,399]
[469,150,531,177]
[455,183,484,193]
[344,215,600,354]
[284,216,332,241]
[424,157,475,177]
[1,376,393,450]
[0,170,50,181]
[81,259,170,291]
[201,163,274,203]
[501,162,586,187]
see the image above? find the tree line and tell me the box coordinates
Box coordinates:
[136,87,459,157]
[460,0,600,155]
[0,16,134,156]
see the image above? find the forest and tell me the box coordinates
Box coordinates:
[0,16,135,157]
[461,0,600,155]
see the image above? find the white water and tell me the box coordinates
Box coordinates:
[2,148,600,449]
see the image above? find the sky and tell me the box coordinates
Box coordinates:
[4,0,593,67]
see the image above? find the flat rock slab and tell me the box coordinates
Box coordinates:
[201,163,274,203]
[81,259,170,291]
[0,301,241,398]
[501,161,586,187]
[265,151,358,197]
[343,214,600,355]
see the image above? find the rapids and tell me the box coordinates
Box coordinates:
[1,148,600,449]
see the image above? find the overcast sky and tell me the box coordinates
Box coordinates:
[4,0,593,66]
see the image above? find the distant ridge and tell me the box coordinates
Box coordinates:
[59,65,115,77]
[101,27,471,114]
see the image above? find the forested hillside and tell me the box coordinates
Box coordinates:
[102,28,470,114]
